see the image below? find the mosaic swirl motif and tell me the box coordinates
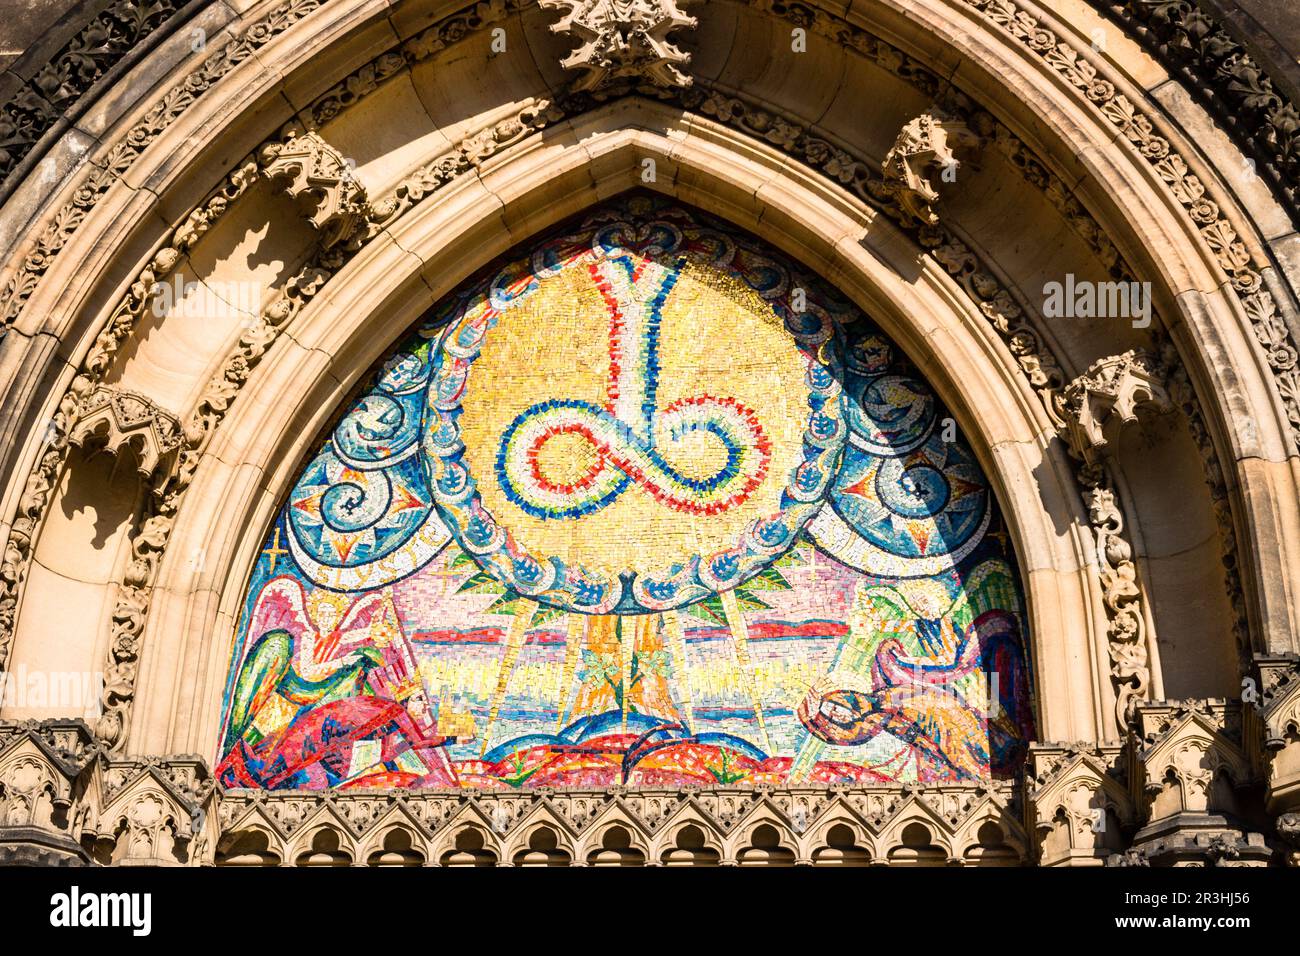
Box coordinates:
[495,259,772,519]
[425,214,847,614]
[218,196,1035,794]
[806,336,990,578]
[285,349,449,591]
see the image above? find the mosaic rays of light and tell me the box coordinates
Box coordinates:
[216,196,1036,792]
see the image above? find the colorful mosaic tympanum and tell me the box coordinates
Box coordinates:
[217,196,1036,791]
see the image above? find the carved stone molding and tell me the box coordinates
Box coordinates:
[1062,350,1173,468]
[0,0,188,196]
[1090,0,1300,220]
[881,109,983,226]
[84,754,213,866]
[67,384,184,481]
[0,719,1275,867]
[1080,475,1151,728]
[0,159,260,702]
[1276,810,1300,867]
[2,710,1292,865]
[259,127,369,251]
[539,0,698,92]
[215,778,1027,866]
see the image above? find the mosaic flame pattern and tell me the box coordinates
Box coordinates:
[217,195,1035,792]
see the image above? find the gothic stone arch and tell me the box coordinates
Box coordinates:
[0,0,1298,867]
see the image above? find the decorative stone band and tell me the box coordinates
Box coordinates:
[0,718,1029,865]
[2,714,1285,865]
[0,0,191,199]
[1087,0,1300,222]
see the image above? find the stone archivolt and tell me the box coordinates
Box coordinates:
[0,0,1298,866]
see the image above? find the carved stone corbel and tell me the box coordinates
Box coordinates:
[1062,350,1173,468]
[539,0,697,93]
[259,127,369,251]
[67,384,184,482]
[1025,742,1131,866]
[1126,700,1273,866]
[880,108,982,226]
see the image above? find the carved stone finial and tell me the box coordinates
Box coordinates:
[539,0,698,93]
[259,129,368,250]
[1062,349,1172,467]
[67,385,184,480]
[880,109,981,226]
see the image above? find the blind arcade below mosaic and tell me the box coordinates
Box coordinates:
[217,195,1036,792]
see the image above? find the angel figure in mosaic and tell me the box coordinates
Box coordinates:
[219,578,458,789]
[221,579,390,753]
